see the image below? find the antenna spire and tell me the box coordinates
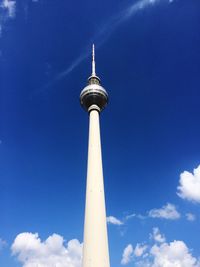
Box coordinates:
[92,44,96,76]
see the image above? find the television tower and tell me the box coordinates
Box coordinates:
[80,45,110,267]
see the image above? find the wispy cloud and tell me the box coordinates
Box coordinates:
[75,0,175,65]
[125,213,146,220]
[41,0,174,91]
[125,203,180,222]
[186,213,196,222]
[0,0,16,36]
[39,50,91,92]
[107,215,124,225]
[1,0,16,18]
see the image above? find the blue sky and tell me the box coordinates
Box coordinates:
[1,0,200,266]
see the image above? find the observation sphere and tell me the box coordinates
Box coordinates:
[80,76,108,112]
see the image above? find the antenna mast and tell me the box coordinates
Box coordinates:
[92,44,96,76]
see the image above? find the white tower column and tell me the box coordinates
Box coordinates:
[82,109,110,267]
[80,45,110,267]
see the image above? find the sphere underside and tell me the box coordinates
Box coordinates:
[80,84,108,112]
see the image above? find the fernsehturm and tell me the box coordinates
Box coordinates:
[80,45,110,267]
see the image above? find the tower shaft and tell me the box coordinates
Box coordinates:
[82,109,110,267]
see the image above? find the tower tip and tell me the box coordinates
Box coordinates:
[92,44,96,76]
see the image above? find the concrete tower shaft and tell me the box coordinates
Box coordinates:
[81,45,110,267]
[82,109,110,267]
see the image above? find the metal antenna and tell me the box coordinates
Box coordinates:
[92,44,96,76]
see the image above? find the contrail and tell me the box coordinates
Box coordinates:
[38,0,173,92]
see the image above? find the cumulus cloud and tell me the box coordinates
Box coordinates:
[177,165,200,203]
[134,243,148,257]
[121,243,148,265]
[107,216,123,225]
[150,240,200,267]
[150,228,166,243]
[11,232,82,267]
[121,228,200,267]
[148,203,181,220]
[121,244,134,265]
[186,213,196,222]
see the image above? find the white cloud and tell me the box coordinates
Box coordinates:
[150,240,200,267]
[126,204,180,222]
[125,213,146,221]
[115,204,180,226]
[150,228,166,243]
[177,165,200,203]
[121,243,148,265]
[11,232,82,267]
[123,0,174,20]
[134,243,148,257]
[1,0,16,18]
[186,213,196,222]
[107,216,123,225]
[0,0,16,37]
[148,203,181,220]
[125,228,200,267]
[121,244,134,265]
[50,0,174,88]
[125,213,136,220]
